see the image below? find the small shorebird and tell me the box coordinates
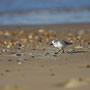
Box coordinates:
[50,40,72,54]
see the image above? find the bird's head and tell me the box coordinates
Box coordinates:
[50,40,55,46]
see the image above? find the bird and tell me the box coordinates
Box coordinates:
[50,40,72,54]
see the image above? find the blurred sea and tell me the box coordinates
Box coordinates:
[0,0,90,26]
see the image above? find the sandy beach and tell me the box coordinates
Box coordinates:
[0,23,90,90]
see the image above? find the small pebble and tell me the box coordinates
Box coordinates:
[78,30,85,36]
[42,48,46,51]
[57,78,89,88]
[17,58,27,62]
[5,70,10,72]
[30,53,32,55]
[3,49,8,52]
[75,45,84,49]
[8,59,12,61]
[33,48,35,50]
[50,73,55,76]
[31,56,34,58]
[18,62,22,64]
[84,65,90,68]
[38,29,45,33]
[16,54,21,56]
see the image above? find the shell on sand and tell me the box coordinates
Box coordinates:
[58,78,90,88]
[75,45,84,49]
[65,78,88,88]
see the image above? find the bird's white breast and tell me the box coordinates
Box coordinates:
[53,42,63,48]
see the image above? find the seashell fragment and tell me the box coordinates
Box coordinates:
[4,31,10,36]
[75,45,84,49]
[57,78,90,88]
[78,30,85,36]
[28,35,32,39]
[84,65,90,68]
[18,62,22,64]
[30,53,32,55]
[38,29,45,33]
[65,78,88,88]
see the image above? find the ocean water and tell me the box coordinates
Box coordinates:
[0,0,90,25]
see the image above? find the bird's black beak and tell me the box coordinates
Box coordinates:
[50,43,53,46]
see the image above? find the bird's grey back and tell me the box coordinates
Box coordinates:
[54,40,72,45]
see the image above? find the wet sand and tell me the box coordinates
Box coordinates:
[0,23,90,90]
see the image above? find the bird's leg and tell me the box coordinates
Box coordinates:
[61,48,64,53]
[55,49,61,54]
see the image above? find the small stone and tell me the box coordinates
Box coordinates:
[27,44,30,46]
[31,56,34,58]
[33,48,35,50]
[35,36,39,39]
[38,29,45,33]
[78,30,85,36]
[68,33,73,36]
[3,41,7,45]
[19,30,24,34]
[16,54,21,56]
[6,45,11,48]
[43,48,46,51]
[75,45,84,49]
[50,73,55,76]
[88,42,90,45]
[21,45,24,48]
[18,62,22,64]
[4,31,10,36]
[84,65,90,68]
[3,49,8,52]
[67,37,71,41]
[28,35,32,39]
[23,38,28,43]
[17,58,27,62]
[5,70,10,72]
[57,78,89,88]
[30,40,33,43]
[30,53,32,55]
[43,52,49,56]
[65,78,85,88]
[8,59,12,61]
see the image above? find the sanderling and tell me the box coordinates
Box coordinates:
[50,40,72,54]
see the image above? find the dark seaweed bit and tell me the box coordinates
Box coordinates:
[31,56,35,58]
[42,48,46,51]
[50,73,55,76]
[5,70,10,72]
[33,49,36,50]
[16,54,21,56]
[8,59,12,61]
[68,50,88,54]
